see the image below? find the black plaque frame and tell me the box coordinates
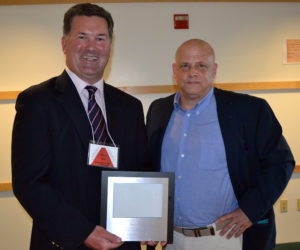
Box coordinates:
[100,171,174,242]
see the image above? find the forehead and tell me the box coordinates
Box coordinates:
[70,15,108,33]
[176,44,214,63]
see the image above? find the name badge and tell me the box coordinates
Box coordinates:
[88,141,119,169]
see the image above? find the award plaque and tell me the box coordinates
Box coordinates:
[100,171,174,242]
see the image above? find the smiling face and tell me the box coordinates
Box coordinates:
[173,39,217,109]
[62,15,111,84]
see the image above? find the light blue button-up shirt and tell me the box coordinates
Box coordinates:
[161,88,238,228]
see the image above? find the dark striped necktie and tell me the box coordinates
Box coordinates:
[85,86,109,144]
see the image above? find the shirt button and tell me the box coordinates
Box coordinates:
[178,176,182,179]
[187,113,191,117]
[196,111,200,115]
[177,197,180,200]
[179,216,182,220]
[183,133,187,137]
[181,154,184,158]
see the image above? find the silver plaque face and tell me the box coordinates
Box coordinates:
[101,171,174,242]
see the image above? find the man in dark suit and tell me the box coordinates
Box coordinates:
[146,39,295,250]
[12,3,149,250]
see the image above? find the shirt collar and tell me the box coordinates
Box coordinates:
[66,68,104,94]
[173,87,214,113]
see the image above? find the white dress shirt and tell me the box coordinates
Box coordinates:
[66,68,107,123]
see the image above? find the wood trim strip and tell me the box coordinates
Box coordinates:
[214,81,300,91]
[1,0,300,5]
[118,85,178,94]
[0,91,21,100]
[0,182,12,192]
[1,81,300,100]
[1,165,299,191]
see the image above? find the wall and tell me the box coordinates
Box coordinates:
[0,2,300,249]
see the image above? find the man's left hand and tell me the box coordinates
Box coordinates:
[215,208,253,239]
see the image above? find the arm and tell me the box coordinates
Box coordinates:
[11,90,94,248]
[216,100,294,238]
[238,100,294,223]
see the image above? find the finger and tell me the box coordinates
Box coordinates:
[101,230,122,243]
[106,241,124,249]
[227,223,244,239]
[140,240,161,246]
[216,213,232,224]
[161,241,167,247]
[219,221,235,236]
[147,241,158,246]
[235,222,252,237]
[234,226,244,238]
[92,238,123,250]
[226,226,237,239]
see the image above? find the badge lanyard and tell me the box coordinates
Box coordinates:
[86,102,119,169]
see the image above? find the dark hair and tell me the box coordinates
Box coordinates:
[63,3,114,39]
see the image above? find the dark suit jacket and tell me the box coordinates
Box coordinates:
[146,88,295,250]
[12,71,149,250]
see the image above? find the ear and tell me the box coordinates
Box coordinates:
[61,36,67,54]
[213,63,218,78]
[172,63,177,76]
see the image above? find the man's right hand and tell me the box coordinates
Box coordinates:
[84,225,123,250]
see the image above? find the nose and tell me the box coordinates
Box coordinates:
[85,39,96,51]
[189,65,199,76]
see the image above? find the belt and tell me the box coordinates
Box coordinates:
[174,219,231,238]
[174,226,215,237]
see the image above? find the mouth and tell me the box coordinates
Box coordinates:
[82,55,99,62]
[186,81,200,85]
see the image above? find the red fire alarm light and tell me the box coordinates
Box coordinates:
[174,14,189,29]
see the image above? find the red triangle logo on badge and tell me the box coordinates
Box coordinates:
[92,147,113,167]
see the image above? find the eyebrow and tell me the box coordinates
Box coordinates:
[76,32,108,36]
[97,33,108,37]
[179,61,207,65]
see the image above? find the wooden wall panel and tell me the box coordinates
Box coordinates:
[1,81,300,100]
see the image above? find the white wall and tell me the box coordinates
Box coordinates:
[0,2,300,249]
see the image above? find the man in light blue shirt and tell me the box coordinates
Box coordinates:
[146,39,294,250]
[161,88,238,229]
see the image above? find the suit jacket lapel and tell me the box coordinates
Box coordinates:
[103,83,115,131]
[54,71,92,147]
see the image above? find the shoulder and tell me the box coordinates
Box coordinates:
[149,94,175,109]
[104,83,143,108]
[214,88,268,109]
[214,88,278,126]
[147,94,175,122]
[19,71,72,98]
[17,76,60,105]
